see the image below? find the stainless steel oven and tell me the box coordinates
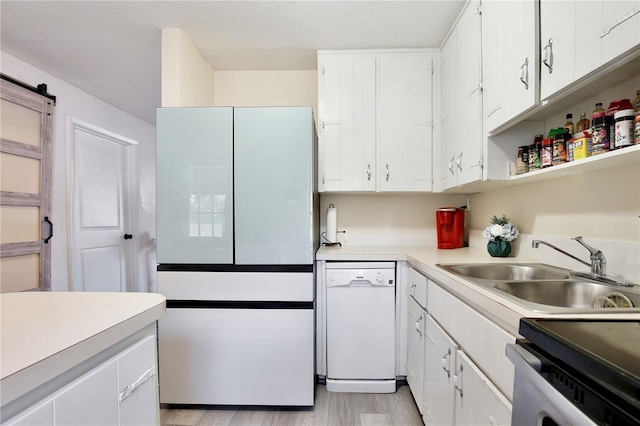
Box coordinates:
[507,319,640,426]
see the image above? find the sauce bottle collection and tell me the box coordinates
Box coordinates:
[513,90,640,175]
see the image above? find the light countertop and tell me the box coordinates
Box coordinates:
[1,292,166,407]
[317,245,640,335]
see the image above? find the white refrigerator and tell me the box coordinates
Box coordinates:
[156,106,318,406]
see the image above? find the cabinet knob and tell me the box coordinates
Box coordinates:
[124,234,133,240]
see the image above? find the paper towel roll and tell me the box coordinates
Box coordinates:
[326,204,337,243]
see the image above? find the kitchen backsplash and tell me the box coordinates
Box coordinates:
[319,193,466,246]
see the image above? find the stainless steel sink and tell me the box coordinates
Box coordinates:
[491,280,640,309]
[437,263,640,313]
[445,263,570,281]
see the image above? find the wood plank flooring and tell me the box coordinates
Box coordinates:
[160,384,423,426]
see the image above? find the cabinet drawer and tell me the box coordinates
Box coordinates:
[408,267,428,308]
[427,283,515,400]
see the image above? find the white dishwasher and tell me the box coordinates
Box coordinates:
[325,262,396,393]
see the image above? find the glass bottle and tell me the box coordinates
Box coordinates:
[564,113,574,134]
[592,102,605,121]
[576,112,590,132]
[515,146,529,174]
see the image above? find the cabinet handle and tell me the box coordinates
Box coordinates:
[366,164,371,181]
[453,364,463,397]
[448,157,455,175]
[601,7,640,38]
[416,315,423,336]
[322,175,342,184]
[519,57,529,90]
[487,106,501,118]
[542,38,553,73]
[441,348,451,377]
[385,164,390,181]
[120,365,156,402]
[456,153,463,172]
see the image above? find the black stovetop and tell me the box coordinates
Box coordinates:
[519,318,640,404]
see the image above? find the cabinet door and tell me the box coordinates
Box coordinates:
[483,0,539,132]
[423,315,458,426]
[117,335,159,426]
[601,0,640,64]
[540,0,577,101]
[482,0,510,132]
[317,53,376,192]
[440,27,458,190]
[406,297,426,413]
[574,1,605,80]
[453,351,512,426]
[457,0,483,186]
[54,359,119,425]
[507,0,539,124]
[377,53,434,192]
[156,107,234,264]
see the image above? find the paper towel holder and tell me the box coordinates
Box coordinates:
[322,203,343,247]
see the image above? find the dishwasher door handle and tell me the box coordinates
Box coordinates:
[329,280,390,288]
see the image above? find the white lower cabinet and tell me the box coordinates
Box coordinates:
[405,270,515,425]
[453,351,513,426]
[423,314,458,426]
[5,334,158,426]
[406,296,426,412]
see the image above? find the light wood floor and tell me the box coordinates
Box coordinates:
[160,384,423,426]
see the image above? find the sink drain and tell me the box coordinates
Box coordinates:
[591,292,634,308]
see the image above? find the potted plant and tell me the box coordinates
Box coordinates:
[482,215,520,257]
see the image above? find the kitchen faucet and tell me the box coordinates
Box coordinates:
[531,236,631,286]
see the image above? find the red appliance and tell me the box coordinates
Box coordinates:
[436,207,465,249]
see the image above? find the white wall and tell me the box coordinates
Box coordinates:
[161,29,216,107]
[215,71,317,114]
[2,51,157,292]
[320,193,467,246]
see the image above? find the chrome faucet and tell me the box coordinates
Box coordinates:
[531,237,631,286]
[532,236,605,276]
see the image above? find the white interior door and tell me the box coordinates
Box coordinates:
[70,120,136,292]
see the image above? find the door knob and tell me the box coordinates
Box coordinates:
[124,234,133,240]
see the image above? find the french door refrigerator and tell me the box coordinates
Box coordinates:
[156,106,318,406]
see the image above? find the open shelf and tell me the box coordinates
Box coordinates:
[444,145,640,194]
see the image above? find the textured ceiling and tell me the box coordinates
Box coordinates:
[1,1,465,125]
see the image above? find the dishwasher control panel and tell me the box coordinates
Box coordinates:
[326,262,395,287]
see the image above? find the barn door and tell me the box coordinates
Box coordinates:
[0,77,54,292]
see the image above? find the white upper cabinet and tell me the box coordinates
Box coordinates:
[541,0,640,101]
[482,0,539,134]
[377,53,436,192]
[540,0,577,101]
[440,0,483,191]
[601,1,640,64]
[317,54,376,192]
[317,50,438,192]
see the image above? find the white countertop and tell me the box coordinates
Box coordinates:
[1,292,166,407]
[317,245,640,335]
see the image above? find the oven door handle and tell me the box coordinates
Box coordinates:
[506,343,544,372]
